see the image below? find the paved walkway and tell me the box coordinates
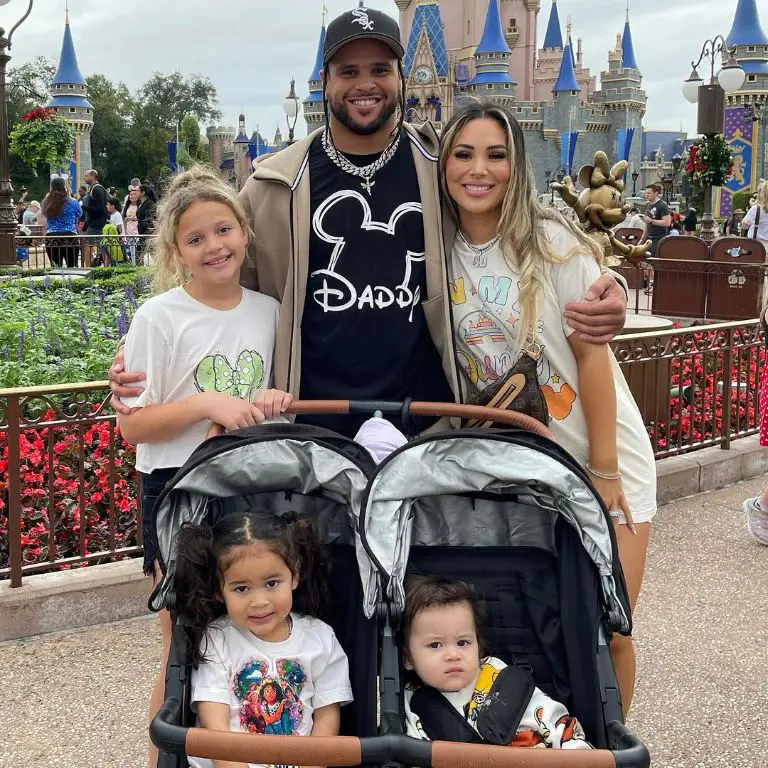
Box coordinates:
[2,477,767,768]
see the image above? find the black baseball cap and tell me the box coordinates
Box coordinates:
[323,5,405,65]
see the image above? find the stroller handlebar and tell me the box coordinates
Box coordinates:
[284,399,554,439]
[151,703,650,768]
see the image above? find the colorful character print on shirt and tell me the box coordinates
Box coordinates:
[233,658,306,735]
[194,350,264,400]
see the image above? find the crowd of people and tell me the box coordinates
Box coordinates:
[100,7,663,767]
[14,172,157,268]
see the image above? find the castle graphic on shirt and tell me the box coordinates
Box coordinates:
[233,657,306,737]
[193,350,264,400]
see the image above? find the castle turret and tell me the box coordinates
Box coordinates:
[542,0,563,50]
[46,11,93,190]
[591,13,646,176]
[466,0,516,102]
[303,23,326,132]
[718,0,768,217]
[233,115,251,192]
[552,41,580,94]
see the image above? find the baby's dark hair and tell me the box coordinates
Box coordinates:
[173,509,330,665]
[403,575,486,656]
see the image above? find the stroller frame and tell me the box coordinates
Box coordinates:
[150,400,651,768]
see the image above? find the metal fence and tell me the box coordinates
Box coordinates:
[612,319,763,458]
[0,381,141,588]
[12,230,153,270]
[1,321,765,585]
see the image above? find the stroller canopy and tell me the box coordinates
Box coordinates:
[358,430,630,633]
[148,424,374,612]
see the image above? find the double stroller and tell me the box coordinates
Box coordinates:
[149,400,651,767]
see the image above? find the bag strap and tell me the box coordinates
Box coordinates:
[753,206,761,239]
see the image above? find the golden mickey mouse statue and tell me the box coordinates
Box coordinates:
[551,150,651,266]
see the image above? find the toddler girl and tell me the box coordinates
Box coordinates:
[174,509,353,768]
[403,575,590,750]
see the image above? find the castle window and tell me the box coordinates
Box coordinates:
[68,84,73,89]
[510,17,516,26]
[748,46,756,52]
[467,20,470,34]
[504,84,511,89]
[748,75,756,82]
[69,107,76,113]
[487,84,494,90]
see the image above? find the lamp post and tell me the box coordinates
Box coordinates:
[671,152,683,200]
[682,36,746,242]
[0,0,33,266]
[282,78,301,146]
[631,169,639,197]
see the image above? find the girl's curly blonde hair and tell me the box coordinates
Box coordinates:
[150,166,252,293]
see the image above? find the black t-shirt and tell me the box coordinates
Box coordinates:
[645,199,670,240]
[299,133,452,437]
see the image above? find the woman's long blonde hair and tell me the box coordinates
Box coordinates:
[150,165,252,293]
[755,179,768,213]
[439,102,603,348]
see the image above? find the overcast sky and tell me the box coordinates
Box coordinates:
[6,0,753,141]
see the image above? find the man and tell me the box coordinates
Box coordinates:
[109,6,627,436]
[82,169,109,266]
[722,208,744,235]
[22,200,42,226]
[640,184,671,255]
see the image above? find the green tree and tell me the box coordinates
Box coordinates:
[136,72,222,133]
[180,115,207,161]
[86,74,137,189]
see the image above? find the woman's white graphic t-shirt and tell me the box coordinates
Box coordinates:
[189,614,353,768]
[450,222,656,523]
[123,286,278,473]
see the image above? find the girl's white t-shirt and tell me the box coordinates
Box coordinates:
[123,286,278,473]
[449,221,656,522]
[743,204,768,241]
[190,614,353,768]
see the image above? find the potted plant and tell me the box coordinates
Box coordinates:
[9,107,74,175]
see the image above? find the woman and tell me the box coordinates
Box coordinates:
[741,181,768,247]
[136,185,157,265]
[41,177,82,268]
[122,187,141,263]
[439,103,656,715]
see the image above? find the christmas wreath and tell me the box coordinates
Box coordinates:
[686,134,734,188]
[9,108,74,174]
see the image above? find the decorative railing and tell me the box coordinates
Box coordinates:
[0,381,140,588]
[1,320,764,585]
[11,232,153,270]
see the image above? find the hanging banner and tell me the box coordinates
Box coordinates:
[560,132,569,168]
[168,141,178,174]
[718,106,755,218]
[623,127,635,162]
[568,131,578,176]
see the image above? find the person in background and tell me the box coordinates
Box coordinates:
[136,185,157,265]
[640,184,671,255]
[721,208,744,236]
[123,177,141,208]
[683,207,697,235]
[122,187,141,264]
[22,200,43,226]
[41,177,82,268]
[82,169,109,266]
[741,180,768,248]
[622,207,645,230]
[107,197,124,234]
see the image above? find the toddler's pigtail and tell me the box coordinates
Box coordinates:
[289,516,331,622]
[174,522,225,665]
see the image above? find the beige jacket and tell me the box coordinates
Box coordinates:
[238,122,463,402]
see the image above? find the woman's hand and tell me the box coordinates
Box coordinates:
[591,475,635,533]
[565,273,627,344]
[200,392,265,431]
[253,389,294,419]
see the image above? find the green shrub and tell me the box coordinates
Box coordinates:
[731,190,753,213]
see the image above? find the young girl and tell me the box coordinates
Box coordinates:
[174,509,353,768]
[117,166,292,767]
[439,103,656,715]
[402,575,590,750]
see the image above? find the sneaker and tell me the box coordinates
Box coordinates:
[743,497,768,545]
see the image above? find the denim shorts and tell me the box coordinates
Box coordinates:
[139,467,179,576]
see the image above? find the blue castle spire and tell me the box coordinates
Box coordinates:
[621,19,639,70]
[553,41,580,92]
[543,0,563,50]
[305,24,326,105]
[51,14,86,87]
[727,0,768,46]
[476,0,511,55]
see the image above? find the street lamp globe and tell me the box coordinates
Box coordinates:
[717,56,746,93]
[682,67,703,103]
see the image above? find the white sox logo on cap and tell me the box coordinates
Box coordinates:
[351,7,374,30]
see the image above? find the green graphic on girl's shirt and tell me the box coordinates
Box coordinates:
[194,350,264,399]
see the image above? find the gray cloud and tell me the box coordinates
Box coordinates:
[7,0,747,141]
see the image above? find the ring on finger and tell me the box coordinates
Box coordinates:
[609,510,621,519]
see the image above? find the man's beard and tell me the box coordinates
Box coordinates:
[328,92,399,136]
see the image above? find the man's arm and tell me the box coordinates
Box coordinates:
[565,273,627,344]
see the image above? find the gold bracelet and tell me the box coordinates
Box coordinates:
[586,463,622,481]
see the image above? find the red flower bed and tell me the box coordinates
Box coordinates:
[0,407,139,574]
[20,107,57,122]
[644,328,761,452]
